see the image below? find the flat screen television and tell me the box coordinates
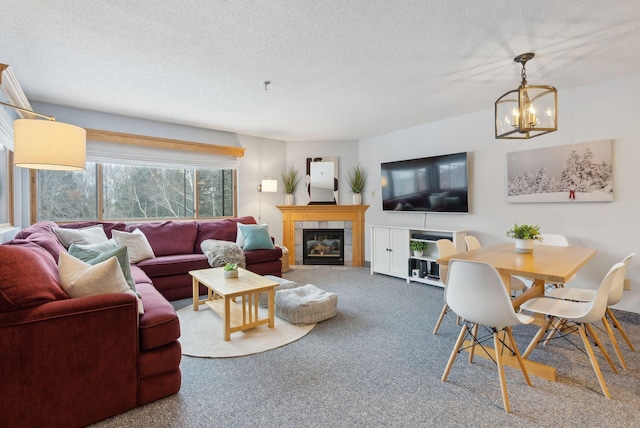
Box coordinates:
[381,152,469,213]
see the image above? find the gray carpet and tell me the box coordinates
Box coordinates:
[92,266,640,427]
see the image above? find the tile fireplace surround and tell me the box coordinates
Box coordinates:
[277,205,369,267]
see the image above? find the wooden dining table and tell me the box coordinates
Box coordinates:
[437,241,597,381]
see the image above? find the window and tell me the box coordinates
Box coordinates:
[36,163,235,222]
[0,147,10,225]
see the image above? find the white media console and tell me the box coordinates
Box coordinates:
[370,225,466,287]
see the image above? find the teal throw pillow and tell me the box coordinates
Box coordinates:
[238,224,275,250]
[68,244,137,295]
[67,239,118,259]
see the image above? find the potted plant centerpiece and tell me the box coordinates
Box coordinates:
[223,262,239,278]
[346,162,367,204]
[505,223,542,254]
[281,164,301,205]
[410,240,429,257]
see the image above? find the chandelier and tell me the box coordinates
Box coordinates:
[495,53,557,139]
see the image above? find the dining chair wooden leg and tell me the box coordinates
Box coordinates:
[601,315,627,369]
[585,323,618,374]
[578,323,611,399]
[442,324,469,382]
[606,308,636,351]
[506,327,532,387]
[433,304,449,335]
[543,318,565,346]
[468,323,479,363]
[493,330,511,413]
[523,317,554,359]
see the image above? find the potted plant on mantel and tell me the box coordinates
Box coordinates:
[505,223,543,254]
[346,162,367,204]
[410,240,429,257]
[281,164,301,205]
[223,262,238,278]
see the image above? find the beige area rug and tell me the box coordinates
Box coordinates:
[176,305,315,358]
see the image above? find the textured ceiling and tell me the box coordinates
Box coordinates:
[2,1,640,141]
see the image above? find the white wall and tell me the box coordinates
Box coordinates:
[360,72,640,313]
[236,134,287,240]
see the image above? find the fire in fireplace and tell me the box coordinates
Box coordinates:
[302,229,345,265]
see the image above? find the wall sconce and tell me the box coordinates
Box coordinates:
[495,53,557,139]
[0,100,86,170]
[257,178,278,223]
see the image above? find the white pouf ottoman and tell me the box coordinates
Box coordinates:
[275,284,338,325]
[259,275,298,308]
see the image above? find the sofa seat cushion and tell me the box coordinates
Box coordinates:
[126,221,197,257]
[138,341,182,379]
[194,216,257,253]
[130,265,152,286]
[136,254,208,277]
[136,283,180,350]
[0,243,69,311]
[244,247,283,265]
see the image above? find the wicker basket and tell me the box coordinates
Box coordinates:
[280,245,290,272]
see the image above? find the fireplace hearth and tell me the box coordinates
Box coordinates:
[303,229,345,265]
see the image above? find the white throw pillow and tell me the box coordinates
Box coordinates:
[58,252,143,314]
[112,229,155,263]
[53,225,109,248]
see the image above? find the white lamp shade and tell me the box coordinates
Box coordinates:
[13,119,86,170]
[261,178,278,193]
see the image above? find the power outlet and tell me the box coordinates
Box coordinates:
[624,277,631,291]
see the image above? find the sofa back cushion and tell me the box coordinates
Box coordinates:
[0,243,69,312]
[11,221,67,261]
[125,221,198,257]
[60,221,127,239]
[195,216,257,253]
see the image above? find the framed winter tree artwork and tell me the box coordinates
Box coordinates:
[507,139,613,203]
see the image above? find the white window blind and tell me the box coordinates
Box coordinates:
[86,140,240,170]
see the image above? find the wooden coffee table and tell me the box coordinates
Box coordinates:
[189,267,278,341]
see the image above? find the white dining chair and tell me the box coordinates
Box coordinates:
[545,253,636,369]
[441,259,534,413]
[464,235,482,251]
[432,239,459,335]
[464,235,526,296]
[535,233,574,288]
[520,262,625,399]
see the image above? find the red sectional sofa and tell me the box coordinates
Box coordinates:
[0,216,282,427]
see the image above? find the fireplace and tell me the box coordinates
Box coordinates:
[303,229,345,265]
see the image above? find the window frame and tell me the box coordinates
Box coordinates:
[31,166,238,223]
[30,128,242,224]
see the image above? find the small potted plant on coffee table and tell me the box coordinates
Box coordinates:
[505,223,542,254]
[410,240,429,257]
[223,262,239,278]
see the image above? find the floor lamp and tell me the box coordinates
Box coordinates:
[257,178,278,223]
[0,100,86,170]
